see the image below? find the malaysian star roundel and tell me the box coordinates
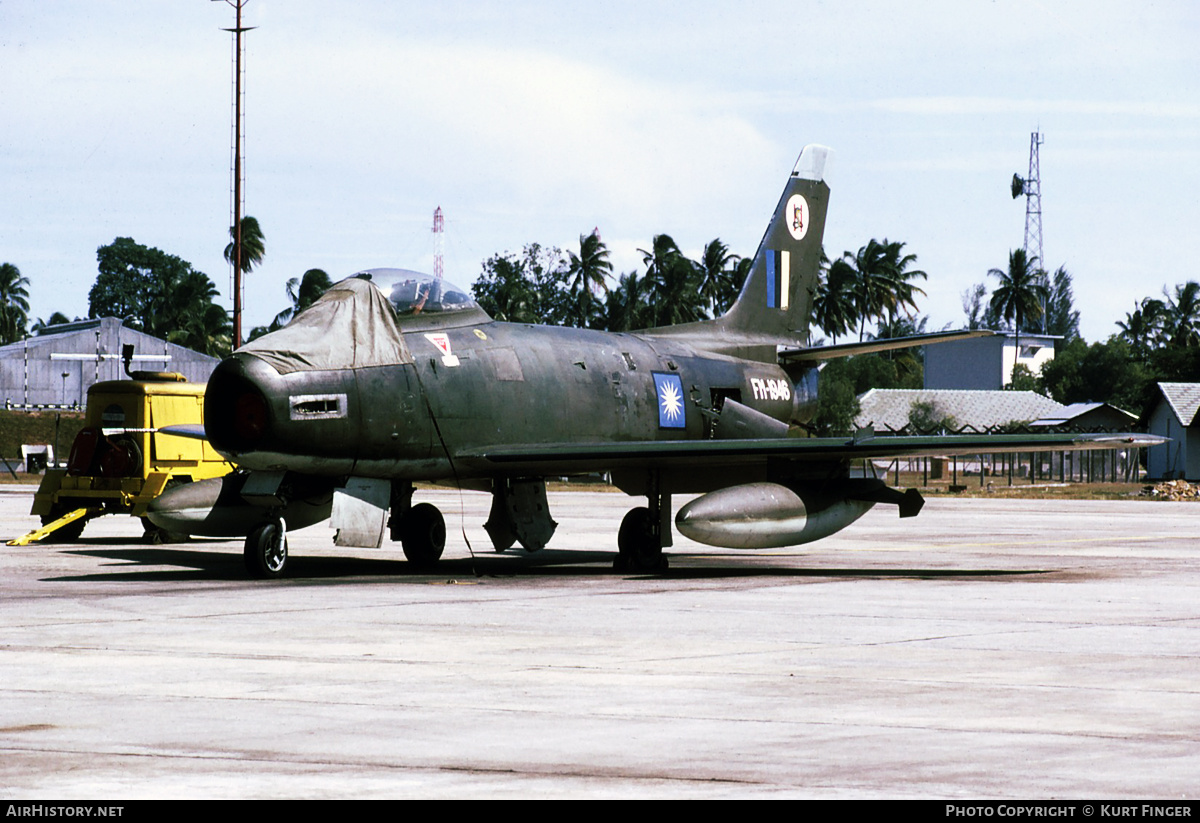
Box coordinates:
[653,372,686,429]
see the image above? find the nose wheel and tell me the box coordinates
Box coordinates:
[245,519,288,578]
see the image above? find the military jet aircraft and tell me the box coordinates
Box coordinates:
[149,145,1160,576]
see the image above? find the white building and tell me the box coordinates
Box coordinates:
[924,331,1058,390]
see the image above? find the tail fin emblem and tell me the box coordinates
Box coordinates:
[786,194,810,241]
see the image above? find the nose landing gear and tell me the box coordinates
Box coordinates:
[245,518,288,578]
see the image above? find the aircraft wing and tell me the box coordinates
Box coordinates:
[459,431,1165,474]
[781,329,994,362]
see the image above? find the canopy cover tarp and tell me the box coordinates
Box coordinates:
[238,278,411,374]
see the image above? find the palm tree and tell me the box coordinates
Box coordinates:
[636,235,706,327]
[814,253,858,342]
[31,312,73,334]
[877,239,927,325]
[273,269,333,327]
[1117,297,1166,360]
[604,271,648,332]
[697,239,738,318]
[838,240,893,341]
[565,230,612,328]
[988,248,1049,366]
[715,257,752,316]
[1162,282,1200,347]
[0,262,31,344]
[223,215,265,275]
[160,269,231,357]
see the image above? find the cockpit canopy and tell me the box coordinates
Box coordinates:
[350,268,479,317]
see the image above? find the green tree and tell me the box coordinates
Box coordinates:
[223,215,265,276]
[838,240,891,341]
[247,268,334,342]
[696,239,738,319]
[89,238,229,357]
[961,282,989,330]
[812,353,922,436]
[1006,363,1039,392]
[907,400,958,433]
[836,239,926,341]
[473,244,569,325]
[876,239,927,326]
[1038,337,1154,413]
[1161,281,1200,348]
[31,312,73,333]
[814,250,858,342]
[988,248,1048,361]
[275,269,333,327]
[565,231,612,329]
[1117,297,1166,360]
[1044,266,1080,343]
[603,270,650,332]
[0,262,31,344]
[716,257,752,316]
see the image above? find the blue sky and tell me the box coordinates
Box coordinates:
[3,0,1197,342]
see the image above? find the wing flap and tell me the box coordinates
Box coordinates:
[460,432,1165,473]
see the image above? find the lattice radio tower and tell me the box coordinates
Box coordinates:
[432,206,444,279]
[1010,131,1046,330]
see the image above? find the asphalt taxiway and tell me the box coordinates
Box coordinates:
[1,485,1197,799]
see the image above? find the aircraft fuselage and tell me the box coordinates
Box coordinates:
[205,316,799,492]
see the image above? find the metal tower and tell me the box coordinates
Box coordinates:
[1010,131,1046,330]
[217,0,255,347]
[1022,131,1044,271]
[432,206,444,279]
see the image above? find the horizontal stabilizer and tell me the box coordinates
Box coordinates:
[782,329,994,363]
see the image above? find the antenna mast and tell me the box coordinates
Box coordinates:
[216,0,254,348]
[1010,131,1047,331]
[1023,131,1045,275]
[432,206,444,279]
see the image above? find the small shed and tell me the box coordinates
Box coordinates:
[1029,402,1139,431]
[1144,383,1200,480]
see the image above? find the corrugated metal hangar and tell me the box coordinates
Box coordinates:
[0,318,219,409]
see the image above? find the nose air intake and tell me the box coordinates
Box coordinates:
[205,356,272,454]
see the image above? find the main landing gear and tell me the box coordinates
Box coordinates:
[388,483,446,569]
[398,502,446,568]
[614,474,671,572]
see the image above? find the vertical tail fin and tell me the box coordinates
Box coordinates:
[721,145,831,342]
[645,145,831,361]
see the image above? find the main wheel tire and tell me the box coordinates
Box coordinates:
[616,507,665,571]
[244,520,288,579]
[401,503,446,568]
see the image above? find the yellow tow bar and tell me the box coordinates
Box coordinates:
[7,507,104,546]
